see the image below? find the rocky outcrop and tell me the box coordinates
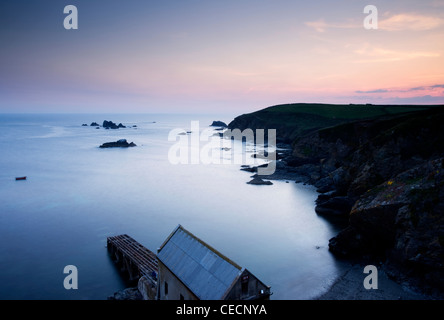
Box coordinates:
[247,177,273,185]
[329,158,444,296]
[99,139,136,148]
[315,196,355,216]
[107,287,143,300]
[103,120,126,129]
[293,108,444,295]
[210,121,228,128]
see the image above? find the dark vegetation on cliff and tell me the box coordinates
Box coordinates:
[228,103,444,297]
[229,103,431,143]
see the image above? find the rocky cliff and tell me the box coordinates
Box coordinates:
[228,104,444,297]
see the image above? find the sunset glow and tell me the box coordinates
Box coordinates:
[1,0,443,114]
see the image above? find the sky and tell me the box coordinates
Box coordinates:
[1,0,444,114]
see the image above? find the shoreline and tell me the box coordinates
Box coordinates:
[243,156,436,300]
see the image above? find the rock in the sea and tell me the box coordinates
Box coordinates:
[82,124,88,126]
[241,166,257,173]
[99,139,136,148]
[90,122,100,127]
[240,164,270,173]
[252,151,283,160]
[103,120,125,129]
[107,287,143,300]
[210,121,228,128]
[247,177,273,185]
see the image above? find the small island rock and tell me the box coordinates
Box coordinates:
[247,177,273,185]
[103,120,126,129]
[99,139,136,148]
[210,121,228,128]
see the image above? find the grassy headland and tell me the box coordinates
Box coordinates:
[229,103,436,143]
[229,103,444,298]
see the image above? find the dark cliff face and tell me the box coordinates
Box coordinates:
[330,158,444,296]
[292,108,444,195]
[299,108,444,296]
[229,104,444,296]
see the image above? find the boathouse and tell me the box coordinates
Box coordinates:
[156,225,271,300]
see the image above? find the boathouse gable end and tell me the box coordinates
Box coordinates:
[156,225,271,300]
[224,269,271,300]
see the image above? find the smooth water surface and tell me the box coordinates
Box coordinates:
[0,113,347,300]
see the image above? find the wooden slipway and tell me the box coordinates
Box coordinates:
[107,234,158,281]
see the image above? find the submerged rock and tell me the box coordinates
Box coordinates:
[99,139,136,148]
[241,166,257,173]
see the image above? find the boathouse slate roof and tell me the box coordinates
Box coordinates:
[157,225,243,300]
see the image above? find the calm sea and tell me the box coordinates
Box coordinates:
[0,113,348,300]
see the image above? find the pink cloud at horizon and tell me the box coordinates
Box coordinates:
[1,0,444,113]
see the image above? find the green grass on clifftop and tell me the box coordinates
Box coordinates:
[263,103,430,119]
[229,103,442,142]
